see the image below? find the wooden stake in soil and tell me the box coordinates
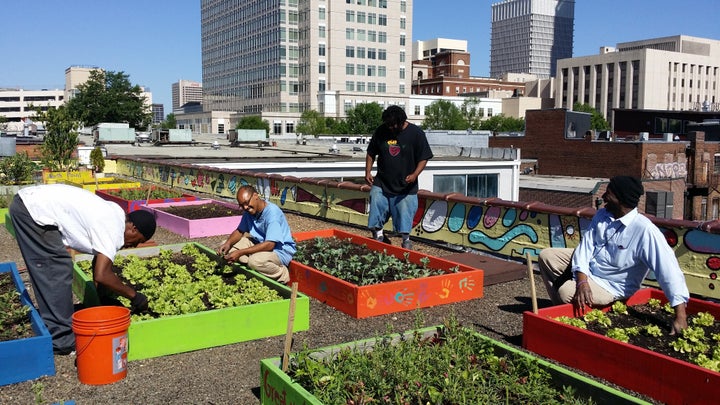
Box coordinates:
[281,282,298,372]
[145,186,152,207]
[526,252,538,314]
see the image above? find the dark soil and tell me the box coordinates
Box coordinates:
[294,236,448,284]
[584,304,720,367]
[157,202,242,219]
[0,272,34,342]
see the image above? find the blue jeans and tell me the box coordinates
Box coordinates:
[367,185,418,234]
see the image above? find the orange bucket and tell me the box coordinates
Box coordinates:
[71,306,131,385]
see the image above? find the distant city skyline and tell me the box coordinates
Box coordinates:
[1,0,718,113]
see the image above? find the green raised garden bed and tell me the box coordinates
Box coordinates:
[260,325,649,404]
[72,243,310,360]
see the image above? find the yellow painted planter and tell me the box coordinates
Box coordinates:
[62,177,141,192]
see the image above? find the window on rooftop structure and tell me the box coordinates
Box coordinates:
[434,174,498,198]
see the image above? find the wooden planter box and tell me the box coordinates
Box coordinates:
[72,243,310,361]
[3,211,12,238]
[62,177,141,192]
[139,199,242,238]
[96,187,200,213]
[290,229,484,318]
[523,288,720,404]
[0,262,55,386]
[42,170,95,184]
[260,326,649,405]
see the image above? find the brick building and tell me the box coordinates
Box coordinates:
[489,108,720,220]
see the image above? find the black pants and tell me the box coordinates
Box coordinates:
[10,195,76,352]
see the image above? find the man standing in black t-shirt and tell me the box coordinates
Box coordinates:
[365,105,433,249]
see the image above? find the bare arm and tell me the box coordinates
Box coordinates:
[92,253,137,300]
[405,159,429,184]
[218,229,244,255]
[365,154,375,185]
[224,240,275,263]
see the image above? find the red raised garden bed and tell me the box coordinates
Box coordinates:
[523,288,720,404]
[96,187,199,213]
[290,229,484,318]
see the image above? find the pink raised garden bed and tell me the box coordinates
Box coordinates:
[140,199,242,238]
[523,288,720,404]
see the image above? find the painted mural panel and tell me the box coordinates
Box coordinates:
[116,159,720,300]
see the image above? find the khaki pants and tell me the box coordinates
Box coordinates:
[537,247,615,306]
[229,236,290,284]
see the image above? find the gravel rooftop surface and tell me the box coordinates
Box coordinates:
[0,210,656,404]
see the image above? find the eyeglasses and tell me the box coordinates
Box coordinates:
[237,193,256,209]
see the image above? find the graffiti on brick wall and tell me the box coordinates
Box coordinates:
[649,161,687,179]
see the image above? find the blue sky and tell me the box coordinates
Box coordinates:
[1,1,718,113]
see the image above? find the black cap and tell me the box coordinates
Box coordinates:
[608,176,644,208]
[128,210,157,241]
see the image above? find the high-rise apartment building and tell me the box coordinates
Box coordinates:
[200,0,413,135]
[171,80,203,110]
[490,0,574,79]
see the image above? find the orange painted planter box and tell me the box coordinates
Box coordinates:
[290,229,484,318]
[523,288,720,405]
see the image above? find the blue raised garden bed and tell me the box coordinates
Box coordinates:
[0,262,56,386]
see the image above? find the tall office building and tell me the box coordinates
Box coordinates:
[200,0,412,135]
[490,0,574,79]
[171,80,203,110]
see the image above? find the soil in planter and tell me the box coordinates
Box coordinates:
[77,245,281,321]
[565,303,720,371]
[0,273,34,342]
[157,203,242,219]
[294,236,455,285]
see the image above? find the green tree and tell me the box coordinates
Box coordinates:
[296,110,328,135]
[480,114,525,133]
[346,102,383,134]
[236,116,270,134]
[573,103,610,130]
[460,98,484,130]
[422,100,467,130]
[67,69,152,129]
[161,113,177,130]
[328,118,350,134]
[34,105,80,171]
[0,152,37,185]
[90,146,105,173]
